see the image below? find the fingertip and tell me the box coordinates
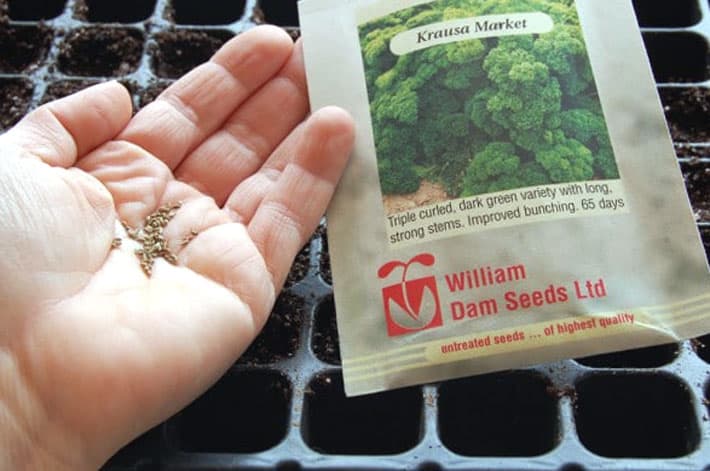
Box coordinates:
[249,24,294,46]
[106,80,134,116]
[312,106,356,152]
[294,106,355,183]
[48,80,134,137]
[213,25,294,70]
[6,80,134,166]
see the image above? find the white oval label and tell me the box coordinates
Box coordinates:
[390,12,554,56]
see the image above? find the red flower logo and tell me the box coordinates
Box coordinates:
[378,253,443,336]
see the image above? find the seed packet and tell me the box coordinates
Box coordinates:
[299,0,710,396]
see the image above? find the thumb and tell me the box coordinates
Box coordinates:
[0,81,133,167]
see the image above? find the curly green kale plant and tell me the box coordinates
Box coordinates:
[359,0,619,197]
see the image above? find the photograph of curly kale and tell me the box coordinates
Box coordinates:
[359,0,619,202]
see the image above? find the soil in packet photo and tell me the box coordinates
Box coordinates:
[299,0,710,396]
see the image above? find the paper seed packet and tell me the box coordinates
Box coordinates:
[298,0,710,396]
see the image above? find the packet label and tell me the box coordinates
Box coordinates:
[300,0,710,396]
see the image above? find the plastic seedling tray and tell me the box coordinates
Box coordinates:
[0,0,708,469]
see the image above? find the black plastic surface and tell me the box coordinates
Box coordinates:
[0,0,708,469]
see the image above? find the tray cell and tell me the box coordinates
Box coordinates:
[574,374,700,458]
[151,29,232,78]
[172,370,292,453]
[238,292,305,365]
[0,25,52,73]
[643,32,709,83]
[0,77,33,131]
[312,296,341,365]
[8,0,65,20]
[575,343,679,368]
[632,0,701,27]
[170,0,245,25]
[258,0,299,27]
[302,371,422,454]
[80,0,157,23]
[58,27,144,77]
[438,371,560,456]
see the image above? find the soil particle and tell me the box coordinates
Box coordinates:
[0,78,33,130]
[286,28,300,41]
[238,292,304,364]
[383,180,449,215]
[251,6,266,24]
[660,87,710,143]
[74,0,89,20]
[58,27,144,76]
[545,385,577,402]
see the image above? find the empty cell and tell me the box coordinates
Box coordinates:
[8,0,65,20]
[632,0,701,27]
[659,87,710,143]
[303,372,422,454]
[0,78,33,131]
[151,30,232,78]
[575,374,699,457]
[312,296,341,365]
[438,371,559,456]
[173,370,291,452]
[700,228,710,265]
[171,0,245,25]
[643,33,709,83]
[81,0,157,23]
[103,425,163,467]
[0,25,52,73]
[680,160,710,222]
[58,27,144,77]
[238,292,304,364]
[693,334,710,363]
[575,342,679,368]
[259,0,299,27]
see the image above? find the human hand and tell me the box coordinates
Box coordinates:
[0,26,354,469]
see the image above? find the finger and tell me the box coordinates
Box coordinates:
[0,81,132,167]
[222,119,306,224]
[177,223,277,328]
[118,25,294,171]
[246,107,355,288]
[174,39,309,205]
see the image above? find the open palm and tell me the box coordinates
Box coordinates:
[0,26,353,469]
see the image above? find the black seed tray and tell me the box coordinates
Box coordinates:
[0,0,708,469]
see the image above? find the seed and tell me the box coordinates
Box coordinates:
[111,238,122,249]
[181,229,200,247]
[123,202,183,277]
